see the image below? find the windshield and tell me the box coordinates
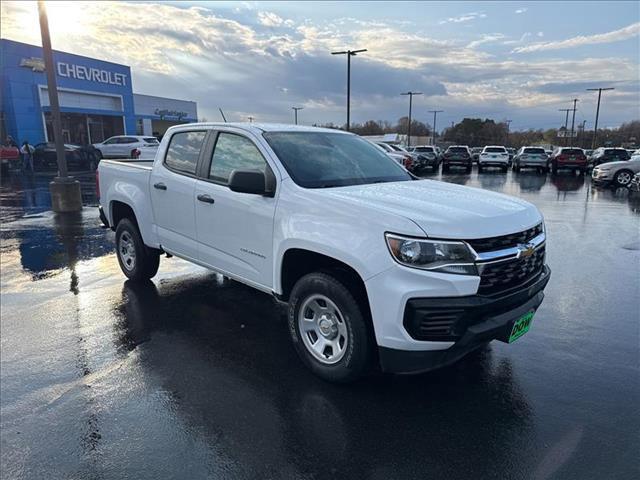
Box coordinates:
[485,147,506,153]
[523,148,546,154]
[414,147,434,153]
[448,147,467,153]
[561,149,583,155]
[263,132,412,188]
[389,144,403,151]
[605,149,629,158]
[143,137,159,144]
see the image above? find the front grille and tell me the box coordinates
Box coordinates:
[467,223,543,253]
[478,246,545,296]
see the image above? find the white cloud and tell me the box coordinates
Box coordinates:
[515,8,528,14]
[514,22,640,53]
[439,12,486,25]
[258,11,284,27]
[467,33,506,49]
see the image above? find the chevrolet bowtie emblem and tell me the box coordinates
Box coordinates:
[517,242,535,258]
[20,57,46,72]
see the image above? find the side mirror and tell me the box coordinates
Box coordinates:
[228,169,271,196]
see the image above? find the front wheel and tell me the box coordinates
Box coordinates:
[614,169,633,187]
[288,272,372,383]
[115,218,160,281]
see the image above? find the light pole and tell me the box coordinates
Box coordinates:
[505,119,512,146]
[331,49,367,131]
[559,108,571,146]
[400,92,422,147]
[38,0,82,212]
[569,98,579,147]
[292,107,303,125]
[586,87,615,149]
[428,110,443,146]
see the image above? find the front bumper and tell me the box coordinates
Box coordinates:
[377,265,550,374]
[591,169,613,182]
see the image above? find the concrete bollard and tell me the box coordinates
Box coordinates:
[50,178,83,213]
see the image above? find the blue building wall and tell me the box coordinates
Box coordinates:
[1,39,136,144]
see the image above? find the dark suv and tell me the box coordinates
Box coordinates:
[591,147,631,167]
[548,147,588,174]
[442,146,472,173]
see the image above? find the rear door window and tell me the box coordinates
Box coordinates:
[164,131,207,175]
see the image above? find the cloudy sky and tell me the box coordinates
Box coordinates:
[1,1,639,131]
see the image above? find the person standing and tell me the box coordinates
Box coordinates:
[21,140,35,173]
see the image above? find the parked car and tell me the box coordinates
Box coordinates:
[591,147,631,167]
[631,149,640,160]
[478,146,509,173]
[98,123,550,382]
[93,135,160,160]
[591,156,640,187]
[471,147,482,163]
[375,142,413,170]
[33,143,92,171]
[407,145,441,172]
[442,145,472,173]
[1,145,20,174]
[548,147,587,174]
[512,147,549,173]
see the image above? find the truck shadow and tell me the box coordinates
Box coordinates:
[111,275,534,478]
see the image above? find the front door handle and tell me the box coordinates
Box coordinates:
[197,194,215,204]
[153,182,167,190]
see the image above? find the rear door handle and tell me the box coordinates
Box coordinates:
[197,194,215,204]
[153,182,167,190]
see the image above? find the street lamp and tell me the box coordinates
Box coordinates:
[559,108,572,146]
[37,0,82,212]
[428,110,443,146]
[569,98,579,147]
[292,107,303,125]
[586,87,615,149]
[400,92,422,147]
[331,48,367,131]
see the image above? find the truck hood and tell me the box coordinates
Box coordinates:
[320,179,542,239]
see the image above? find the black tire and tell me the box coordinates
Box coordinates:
[95,150,103,160]
[432,164,439,173]
[551,163,558,175]
[477,164,483,173]
[514,163,520,172]
[442,164,449,173]
[613,169,634,188]
[288,272,372,383]
[502,166,508,173]
[115,218,160,281]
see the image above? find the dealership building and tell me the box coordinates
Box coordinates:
[1,39,197,146]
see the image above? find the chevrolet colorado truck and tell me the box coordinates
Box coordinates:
[98,123,550,383]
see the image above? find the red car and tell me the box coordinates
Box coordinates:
[1,145,20,174]
[548,147,588,175]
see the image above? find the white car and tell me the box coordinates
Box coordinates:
[93,135,159,160]
[513,147,549,173]
[478,146,510,172]
[374,142,413,170]
[592,157,640,187]
[98,123,550,382]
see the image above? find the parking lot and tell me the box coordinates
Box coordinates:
[1,168,639,479]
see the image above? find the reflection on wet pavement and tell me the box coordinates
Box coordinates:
[1,169,638,479]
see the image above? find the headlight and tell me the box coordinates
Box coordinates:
[385,234,477,275]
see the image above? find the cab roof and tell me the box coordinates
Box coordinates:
[169,122,351,135]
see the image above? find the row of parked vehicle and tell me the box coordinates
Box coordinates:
[371,140,639,187]
[0,135,160,174]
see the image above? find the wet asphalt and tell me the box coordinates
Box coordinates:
[1,168,639,480]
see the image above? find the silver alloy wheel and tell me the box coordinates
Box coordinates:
[119,231,136,271]
[616,171,632,185]
[298,294,348,365]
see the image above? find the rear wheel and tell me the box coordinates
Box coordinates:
[552,162,558,175]
[466,164,472,174]
[442,164,449,173]
[614,169,633,187]
[115,218,160,281]
[478,164,483,173]
[288,272,372,383]
[502,165,508,173]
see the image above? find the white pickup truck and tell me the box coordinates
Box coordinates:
[98,123,550,382]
